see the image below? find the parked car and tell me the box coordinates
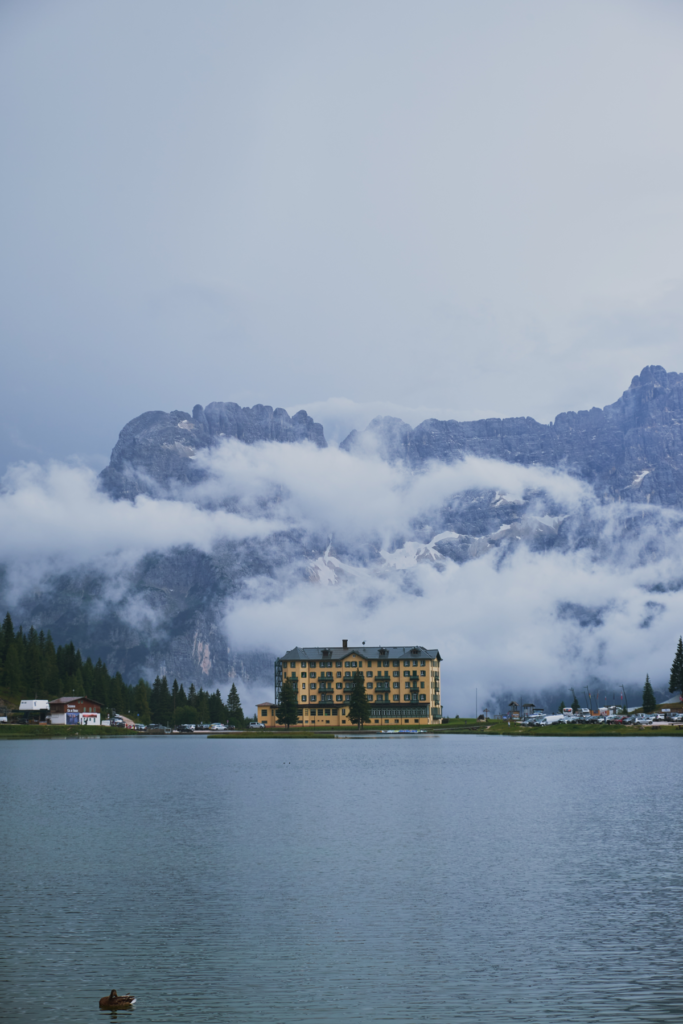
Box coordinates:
[177,723,196,733]
[249,721,265,729]
[145,723,172,734]
[209,723,227,731]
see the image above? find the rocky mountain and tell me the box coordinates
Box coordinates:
[100,401,326,500]
[341,365,683,508]
[8,368,683,704]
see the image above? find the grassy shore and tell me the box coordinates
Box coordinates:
[4,720,682,740]
[0,724,141,739]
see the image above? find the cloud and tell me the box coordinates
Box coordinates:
[2,439,683,713]
[0,459,282,593]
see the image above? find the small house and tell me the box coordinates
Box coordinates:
[49,696,102,726]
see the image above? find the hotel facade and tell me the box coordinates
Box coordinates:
[258,641,442,728]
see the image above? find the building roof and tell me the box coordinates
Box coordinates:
[257,702,277,708]
[279,645,441,661]
[49,696,103,707]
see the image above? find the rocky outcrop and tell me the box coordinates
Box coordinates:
[100,402,326,500]
[341,366,683,508]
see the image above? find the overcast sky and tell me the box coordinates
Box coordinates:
[3,0,683,470]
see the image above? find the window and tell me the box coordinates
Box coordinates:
[301,695,307,702]
[404,671,409,677]
[301,672,307,677]
[336,672,341,678]
[413,660,418,666]
[310,683,316,690]
[368,696,373,702]
[261,710,268,716]
[393,671,399,677]
[336,695,343,702]
[420,671,425,676]
[336,661,341,667]
[393,660,399,666]
[393,682,399,689]
[310,673,316,678]
[301,682,306,689]
[420,660,425,666]
[420,682,425,689]
[404,660,410,666]
[336,682,342,690]
[366,683,373,689]
[310,696,317,703]
[290,661,295,667]
[344,672,350,678]
[420,695,426,701]
[393,695,399,701]
[309,662,316,668]
[404,695,411,701]
[367,671,373,677]
[345,661,350,667]
[351,661,357,667]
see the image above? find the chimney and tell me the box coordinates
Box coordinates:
[342,639,348,649]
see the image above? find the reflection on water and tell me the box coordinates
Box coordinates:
[2,735,683,1023]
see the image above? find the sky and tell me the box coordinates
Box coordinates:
[3,0,683,469]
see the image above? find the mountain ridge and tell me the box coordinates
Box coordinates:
[340,365,683,508]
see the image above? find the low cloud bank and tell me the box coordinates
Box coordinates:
[1,442,682,713]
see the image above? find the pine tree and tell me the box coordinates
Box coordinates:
[188,683,197,707]
[348,671,371,731]
[276,679,299,729]
[172,679,179,714]
[642,675,657,714]
[226,682,244,726]
[208,689,225,723]
[134,680,151,725]
[669,637,683,702]
[178,684,188,705]
[3,643,23,696]
[196,688,210,724]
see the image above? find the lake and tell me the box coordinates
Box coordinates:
[2,734,682,1023]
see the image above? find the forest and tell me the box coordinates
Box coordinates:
[0,612,246,727]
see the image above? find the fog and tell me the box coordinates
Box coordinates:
[2,439,682,714]
[3,1,683,464]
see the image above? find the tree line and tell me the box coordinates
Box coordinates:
[0,612,246,727]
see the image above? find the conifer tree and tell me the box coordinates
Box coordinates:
[188,683,197,707]
[172,679,179,713]
[348,671,371,731]
[208,688,225,723]
[226,682,244,726]
[642,674,657,714]
[669,637,683,702]
[178,684,187,705]
[276,679,299,729]
[196,688,210,723]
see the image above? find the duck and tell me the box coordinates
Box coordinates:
[99,990,136,1009]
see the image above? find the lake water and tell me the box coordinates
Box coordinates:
[2,734,683,1023]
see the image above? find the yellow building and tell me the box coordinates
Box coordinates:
[258,641,442,728]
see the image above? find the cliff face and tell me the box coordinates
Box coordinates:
[100,401,326,500]
[340,366,683,507]
[13,369,683,693]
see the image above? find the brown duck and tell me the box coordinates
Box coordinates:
[99,989,136,1009]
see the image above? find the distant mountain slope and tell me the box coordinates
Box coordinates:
[100,401,326,500]
[341,365,683,507]
[9,368,683,700]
